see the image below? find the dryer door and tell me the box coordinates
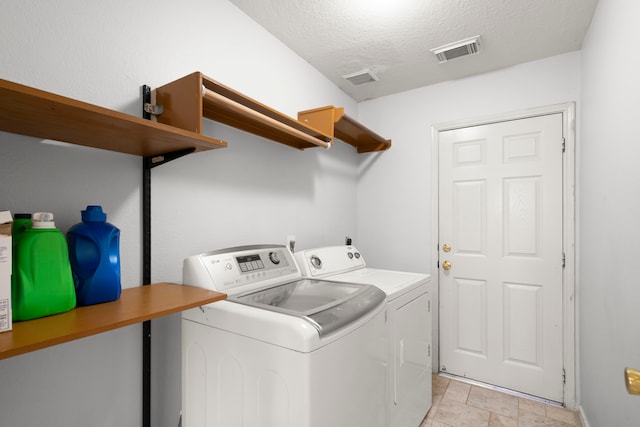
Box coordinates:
[391,289,432,426]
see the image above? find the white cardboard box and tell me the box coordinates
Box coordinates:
[0,211,12,332]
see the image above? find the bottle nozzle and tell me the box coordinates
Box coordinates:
[31,212,55,228]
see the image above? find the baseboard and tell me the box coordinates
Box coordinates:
[579,405,591,427]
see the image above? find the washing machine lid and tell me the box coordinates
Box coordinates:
[229,278,385,337]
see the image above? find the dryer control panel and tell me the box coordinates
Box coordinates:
[183,245,300,295]
[295,245,366,277]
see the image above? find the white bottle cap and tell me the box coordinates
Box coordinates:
[31,212,56,229]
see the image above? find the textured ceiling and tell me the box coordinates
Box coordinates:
[228,0,599,101]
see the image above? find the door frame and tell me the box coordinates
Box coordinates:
[430,103,576,408]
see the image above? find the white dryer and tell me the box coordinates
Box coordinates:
[295,245,432,427]
[181,245,388,427]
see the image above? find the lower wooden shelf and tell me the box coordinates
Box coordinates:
[0,282,226,360]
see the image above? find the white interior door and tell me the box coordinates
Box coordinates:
[438,113,564,402]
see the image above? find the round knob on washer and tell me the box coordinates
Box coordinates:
[269,252,281,264]
[310,255,322,269]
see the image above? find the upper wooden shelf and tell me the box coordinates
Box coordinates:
[298,106,392,153]
[153,72,333,151]
[0,283,226,360]
[0,78,228,157]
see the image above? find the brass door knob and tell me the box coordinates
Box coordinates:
[442,260,452,271]
[442,243,451,253]
[625,368,640,395]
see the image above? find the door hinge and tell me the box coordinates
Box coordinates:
[563,368,566,384]
[562,253,566,268]
[428,299,431,312]
[562,137,566,153]
[428,343,431,357]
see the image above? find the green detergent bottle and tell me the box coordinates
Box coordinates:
[11,213,32,316]
[13,212,76,321]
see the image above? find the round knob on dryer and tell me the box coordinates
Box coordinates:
[310,255,322,269]
[269,252,281,264]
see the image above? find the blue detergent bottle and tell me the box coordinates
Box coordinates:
[67,206,121,306]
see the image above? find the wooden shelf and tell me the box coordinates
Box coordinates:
[154,72,332,150]
[298,106,392,153]
[0,78,228,157]
[0,283,226,360]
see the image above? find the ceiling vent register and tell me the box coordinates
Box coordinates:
[431,36,481,63]
[342,69,379,86]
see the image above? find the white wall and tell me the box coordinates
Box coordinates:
[579,0,640,425]
[0,1,357,426]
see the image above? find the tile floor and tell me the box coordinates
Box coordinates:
[421,375,582,427]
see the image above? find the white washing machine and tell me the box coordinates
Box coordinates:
[295,245,432,427]
[181,244,388,427]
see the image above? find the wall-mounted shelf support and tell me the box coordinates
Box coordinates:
[140,145,194,427]
[145,148,196,168]
[143,103,164,117]
[141,84,153,427]
[142,84,164,118]
[141,85,201,427]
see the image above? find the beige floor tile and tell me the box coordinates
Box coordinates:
[428,377,582,427]
[443,379,471,403]
[467,386,518,418]
[545,405,580,426]
[421,418,453,427]
[433,374,451,388]
[519,396,547,416]
[433,375,450,405]
[488,412,518,427]
[519,408,574,427]
[423,404,438,425]
[432,399,491,427]
[432,393,444,407]
[422,402,443,425]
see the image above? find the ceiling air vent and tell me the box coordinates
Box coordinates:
[342,69,379,86]
[431,36,481,63]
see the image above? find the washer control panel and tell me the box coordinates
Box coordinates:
[183,245,300,295]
